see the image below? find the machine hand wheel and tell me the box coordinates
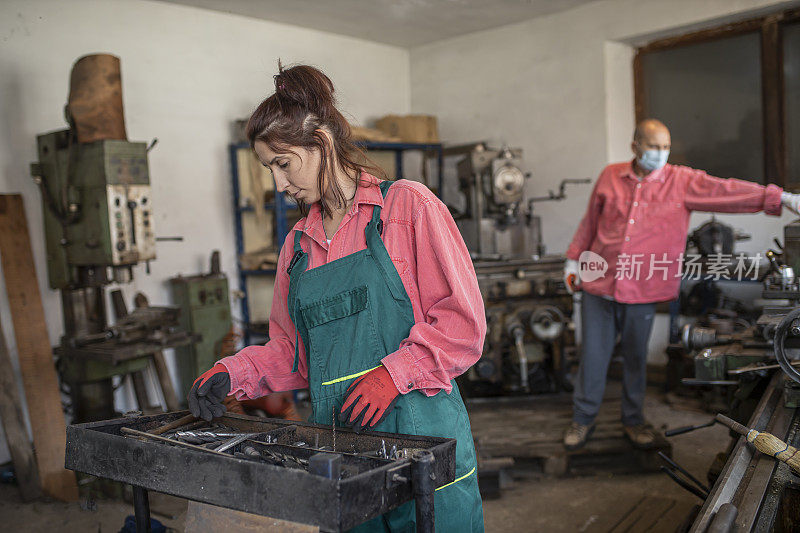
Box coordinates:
[773,307,800,383]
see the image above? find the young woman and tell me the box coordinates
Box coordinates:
[188,63,485,532]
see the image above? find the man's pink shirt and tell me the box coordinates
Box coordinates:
[566,161,783,304]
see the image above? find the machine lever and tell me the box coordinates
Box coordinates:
[664,419,716,437]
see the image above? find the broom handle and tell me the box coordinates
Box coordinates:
[716,413,773,444]
[715,414,749,436]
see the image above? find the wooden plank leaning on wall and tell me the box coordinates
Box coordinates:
[0,194,78,501]
[0,315,41,501]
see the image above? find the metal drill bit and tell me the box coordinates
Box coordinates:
[332,407,337,452]
[214,433,258,453]
[176,431,250,440]
[257,448,309,468]
[174,431,245,444]
[120,427,228,457]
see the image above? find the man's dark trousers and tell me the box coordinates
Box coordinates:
[573,291,656,426]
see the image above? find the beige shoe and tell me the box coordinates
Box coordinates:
[563,422,595,451]
[623,423,657,449]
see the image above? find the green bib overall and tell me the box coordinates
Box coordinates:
[286,181,484,533]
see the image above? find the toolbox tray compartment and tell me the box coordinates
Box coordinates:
[66,411,456,531]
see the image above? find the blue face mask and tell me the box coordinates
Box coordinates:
[637,149,669,172]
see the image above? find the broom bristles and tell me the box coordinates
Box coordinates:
[747,430,800,473]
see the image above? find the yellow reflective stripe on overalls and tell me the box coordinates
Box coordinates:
[435,466,476,492]
[320,365,382,386]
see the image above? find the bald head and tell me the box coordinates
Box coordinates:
[633,119,670,144]
[631,119,671,175]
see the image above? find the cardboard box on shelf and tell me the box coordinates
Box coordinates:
[375,115,439,144]
[351,125,401,143]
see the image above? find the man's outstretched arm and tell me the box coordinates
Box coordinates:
[683,170,784,215]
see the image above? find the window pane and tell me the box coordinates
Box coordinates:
[641,33,763,183]
[785,23,800,187]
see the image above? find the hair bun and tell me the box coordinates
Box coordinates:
[273,61,336,117]
[274,73,285,92]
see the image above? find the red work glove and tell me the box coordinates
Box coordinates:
[188,364,231,421]
[339,366,400,431]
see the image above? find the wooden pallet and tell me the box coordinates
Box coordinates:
[468,395,672,476]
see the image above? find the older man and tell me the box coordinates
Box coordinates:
[562,118,800,450]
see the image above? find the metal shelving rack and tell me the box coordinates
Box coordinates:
[230,141,444,345]
[230,142,297,345]
[355,141,445,196]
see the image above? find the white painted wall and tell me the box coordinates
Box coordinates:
[409,0,800,364]
[0,0,409,463]
[410,0,800,257]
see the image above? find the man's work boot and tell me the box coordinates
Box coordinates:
[563,422,595,451]
[623,423,657,449]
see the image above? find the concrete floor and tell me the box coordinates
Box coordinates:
[0,390,730,532]
[481,393,729,532]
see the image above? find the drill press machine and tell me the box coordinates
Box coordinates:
[30,54,196,421]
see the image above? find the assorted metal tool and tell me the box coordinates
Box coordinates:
[118,415,442,482]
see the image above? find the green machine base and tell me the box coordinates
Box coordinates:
[170,263,232,403]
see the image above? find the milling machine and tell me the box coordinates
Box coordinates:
[444,143,588,395]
